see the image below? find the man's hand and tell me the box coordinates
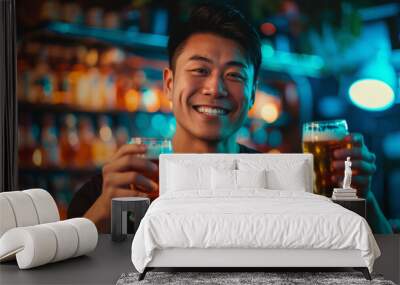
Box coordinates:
[84,144,158,232]
[331,133,376,198]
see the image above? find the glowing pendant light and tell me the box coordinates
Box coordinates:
[349,79,395,111]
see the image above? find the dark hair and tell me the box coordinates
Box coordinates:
[167,3,262,84]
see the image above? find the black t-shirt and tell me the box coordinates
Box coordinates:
[67,144,260,219]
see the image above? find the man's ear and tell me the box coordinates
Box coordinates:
[249,81,257,109]
[163,68,174,101]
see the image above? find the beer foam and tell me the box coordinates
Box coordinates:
[302,127,348,142]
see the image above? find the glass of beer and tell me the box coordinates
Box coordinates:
[129,137,173,198]
[302,120,349,197]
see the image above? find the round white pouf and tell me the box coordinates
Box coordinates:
[0,226,57,269]
[0,192,39,227]
[0,196,17,238]
[23,189,60,224]
[42,221,79,262]
[65,218,98,257]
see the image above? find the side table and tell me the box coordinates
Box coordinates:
[331,198,366,218]
[111,197,150,242]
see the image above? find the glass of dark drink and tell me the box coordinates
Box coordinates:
[302,120,350,197]
[129,137,172,198]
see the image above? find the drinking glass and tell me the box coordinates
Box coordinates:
[129,137,172,198]
[302,120,350,197]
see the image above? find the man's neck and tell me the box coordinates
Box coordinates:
[172,127,239,154]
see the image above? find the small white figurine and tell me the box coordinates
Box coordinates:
[343,157,352,189]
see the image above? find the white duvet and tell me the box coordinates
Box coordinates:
[131,190,380,273]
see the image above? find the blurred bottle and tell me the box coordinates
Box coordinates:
[59,114,80,167]
[115,125,129,149]
[86,6,103,28]
[61,2,83,24]
[17,58,31,102]
[116,71,130,110]
[98,64,116,110]
[75,116,95,167]
[100,48,124,110]
[68,62,87,107]
[87,66,102,109]
[41,114,60,166]
[92,115,117,167]
[40,0,61,22]
[104,11,120,29]
[18,115,39,167]
[51,174,71,220]
[53,62,71,105]
[29,61,55,103]
[85,48,101,109]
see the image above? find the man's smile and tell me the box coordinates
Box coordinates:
[192,105,231,117]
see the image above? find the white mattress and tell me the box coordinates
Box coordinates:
[131,190,380,273]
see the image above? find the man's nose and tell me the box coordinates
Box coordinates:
[202,74,228,97]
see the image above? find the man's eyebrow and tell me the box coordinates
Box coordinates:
[188,55,213,64]
[188,55,248,69]
[226,61,248,69]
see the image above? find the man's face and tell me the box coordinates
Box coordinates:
[164,33,256,142]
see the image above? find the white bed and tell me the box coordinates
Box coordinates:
[131,154,380,280]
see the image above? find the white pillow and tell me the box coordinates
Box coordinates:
[238,159,308,191]
[236,169,267,188]
[167,160,235,192]
[211,169,267,190]
[211,168,236,190]
[265,162,307,191]
[167,162,210,191]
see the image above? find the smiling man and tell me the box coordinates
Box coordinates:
[68,3,388,234]
[166,33,257,154]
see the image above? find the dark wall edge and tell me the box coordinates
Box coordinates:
[0,0,18,191]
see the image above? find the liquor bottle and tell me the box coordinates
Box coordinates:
[59,114,80,167]
[53,62,71,105]
[41,114,60,166]
[92,115,116,166]
[28,61,55,104]
[99,64,117,110]
[75,116,95,167]
[18,115,38,167]
[68,62,87,107]
[115,125,129,149]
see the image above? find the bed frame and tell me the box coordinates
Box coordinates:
[137,154,372,281]
[139,248,371,280]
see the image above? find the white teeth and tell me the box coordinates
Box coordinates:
[196,106,228,115]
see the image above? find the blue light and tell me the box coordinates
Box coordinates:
[383,131,400,159]
[268,129,282,147]
[135,113,149,129]
[348,79,395,111]
[253,128,267,145]
[262,44,274,58]
[151,114,167,132]
[318,96,345,118]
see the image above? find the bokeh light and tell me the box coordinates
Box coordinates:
[32,148,42,166]
[142,88,160,112]
[260,22,276,36]
[349,79,395,111]
[99,126,112,141]
[261,103,279,123]
[125,89,140,111]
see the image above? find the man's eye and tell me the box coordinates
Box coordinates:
[191,68,209,75]
[227,72,245,81]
